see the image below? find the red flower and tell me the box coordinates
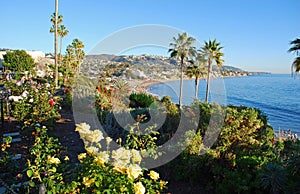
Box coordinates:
[49,99,55,106]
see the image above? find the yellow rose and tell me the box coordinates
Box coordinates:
[140,149,149,158]
[85,130,104,143]
[113,166,127,174]
[127,164,143,180]
[131,149,142,164]
[159,180,168,190]
[112,147,131,165]
[78,153,86,162]
[86,146,99,155]
[75,123,91,133]
[47,156,60,165]
[106,137,112,145]
[83,177,95,188]
[148,170,160,181]
[94,151,109,166]
[134,182,145,194]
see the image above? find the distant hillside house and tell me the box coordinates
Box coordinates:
[132,69,147,78]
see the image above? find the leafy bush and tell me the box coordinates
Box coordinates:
[61,87,73,110]
[170,103,277,193]
[26,126,66,193]
[160,96,179,116]
[70,123,168,193]
[129,93,158,108]
[12,83,61,128]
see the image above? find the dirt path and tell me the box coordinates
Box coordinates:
[52,109,85,164]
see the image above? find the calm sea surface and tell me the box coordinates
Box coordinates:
[148,74,300,134]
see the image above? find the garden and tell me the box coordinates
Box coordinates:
[0,21,299,193]
[0,69,299,193]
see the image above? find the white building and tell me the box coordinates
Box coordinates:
[0,50,45,63]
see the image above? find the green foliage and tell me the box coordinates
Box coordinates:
[3,50,35,73]
[259,162,287,194]
[124,115,161,159]
[170,103,278,193]
[12,83,61,127]
[160,96,179,116]
[0,136,13,168]
[61,87,72,110]
[129,92,158,108]
[26,126,67,193]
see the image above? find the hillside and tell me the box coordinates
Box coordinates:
[82,54,255,79]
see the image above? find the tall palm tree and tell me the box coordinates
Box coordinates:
[58,25,69,63]
[288,38,300,75]
[186,54,206,99]
[169,32,196,107]
[50,14,67,64]
[200,39,224,103]
[54,0,59,87]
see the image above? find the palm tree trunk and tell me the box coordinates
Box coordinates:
[179,56,184,107]
[195,76,199,99]
[59,37,63,64]
[205,57,212,103]
[54,0,59,88]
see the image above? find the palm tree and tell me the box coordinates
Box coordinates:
[58,25,69,63]
[50,13,63,28]
[54,0,59,87]
[200,39,224,103]
[186,54,206,99]
[288,38,300,75]
[169,32,196,107]
[50,15,68,65]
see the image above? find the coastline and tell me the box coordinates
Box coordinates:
[130,74,252,93]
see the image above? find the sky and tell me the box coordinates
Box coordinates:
[0,0,300,73]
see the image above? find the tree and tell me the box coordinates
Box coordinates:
[58,25,69,62]
[200,39,224,103]
[186,53,206,99]
[288,38,300,75]
[50,15,69,64]
[54,0,59,87]
[68,38,85,71]
[3,50,35,73]
[169,32,196,107]
[61,39,85,85]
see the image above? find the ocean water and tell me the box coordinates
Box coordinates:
[148,74,300,133]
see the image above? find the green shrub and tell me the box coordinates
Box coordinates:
[129,92,158,108]
[12,84,61,128]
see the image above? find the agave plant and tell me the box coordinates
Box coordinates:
[260,162,287,194]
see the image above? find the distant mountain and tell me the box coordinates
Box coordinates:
[82,54,270,79]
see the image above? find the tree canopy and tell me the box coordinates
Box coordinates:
[288,38,300,74]
[3,50,35,72]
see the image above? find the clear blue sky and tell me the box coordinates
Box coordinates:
[1,0,299,73]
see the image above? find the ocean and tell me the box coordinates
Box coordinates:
[148,74,300,134]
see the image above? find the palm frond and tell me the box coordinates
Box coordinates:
[288,38,300,55]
